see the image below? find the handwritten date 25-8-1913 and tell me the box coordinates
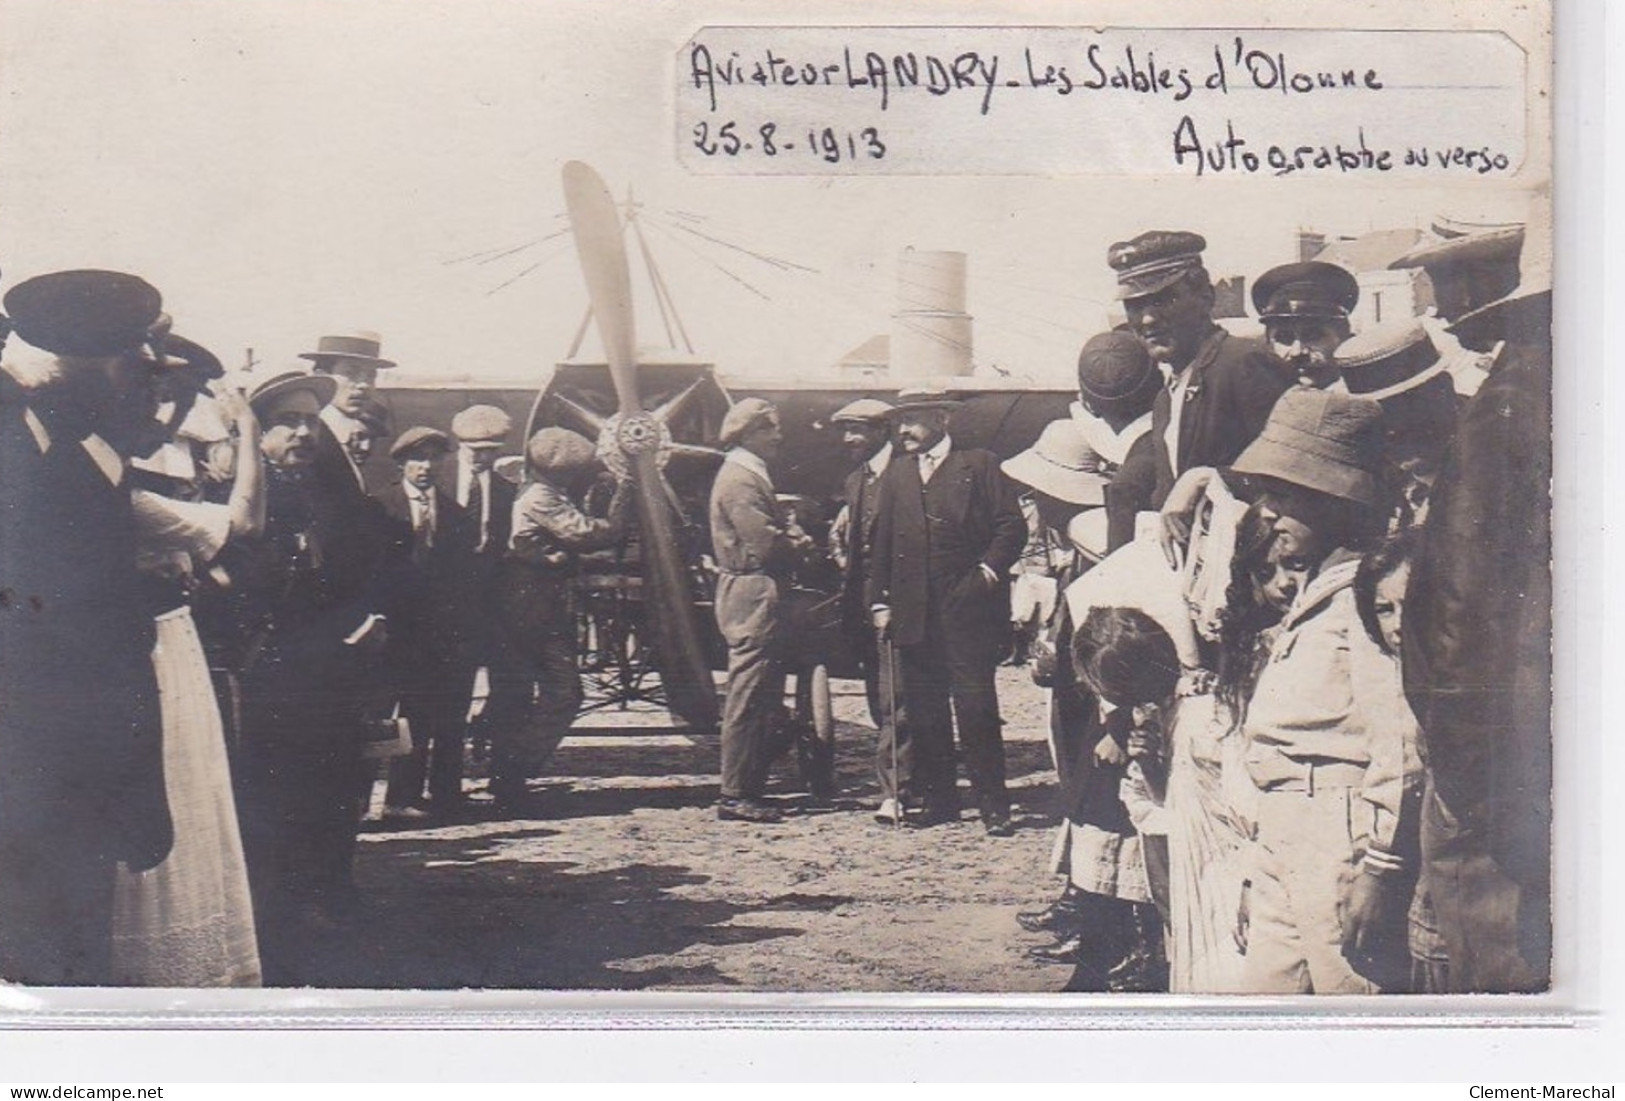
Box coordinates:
[693,121,886,163]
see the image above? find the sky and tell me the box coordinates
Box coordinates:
[0,0,1545,390]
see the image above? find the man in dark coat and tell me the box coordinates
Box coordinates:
[1400,219,1552,993]
[374,427,471,820]
[437,404,518,767]
[867,387,1027,834]
[233,370,389,984]
[829,398,894,730]
[0,270,175,984]
[1107,231,1293,507]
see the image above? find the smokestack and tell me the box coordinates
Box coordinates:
[1298,231,1327,263]
[891,248,972,380]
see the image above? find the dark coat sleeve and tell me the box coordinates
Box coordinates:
[979,455,1027,576]
[1106,433,1158,552]
[864,463,897,609]
[1402,346,1551,887]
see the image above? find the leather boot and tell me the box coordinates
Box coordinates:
[1106,903,1169,993]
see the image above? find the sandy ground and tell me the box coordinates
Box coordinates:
[317,666,1075,992]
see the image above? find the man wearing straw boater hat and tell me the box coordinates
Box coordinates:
[709,398,811,824]
[300,329,397,495]
[1399,206,1553,993]
[1334,318,1463,531]
[828,397,895,728]
[1252,260,1360,390]
[1107,231,1293,509]
[866,386,1027,834]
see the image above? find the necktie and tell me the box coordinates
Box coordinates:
[919,451,936,484]
[468,471,486,552]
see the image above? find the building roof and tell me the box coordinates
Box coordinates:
[1312,228,1428,275]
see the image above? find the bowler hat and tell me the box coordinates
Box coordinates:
[1229,388,1384,506]
[830,397,894,424]
[1076,331,1158,405]
[299,329,396,369]
[886,385,962,415]
[1335,320,1447,402]
[3,270,163,357]
[526,427,598,473]
[1107,231,1208,300]
[249,370,337,418]
[718,397,778,448]
[450,403,513,448]
[389,426,452,461]
[1001,419,1108,507]
[1252,261,1359,322]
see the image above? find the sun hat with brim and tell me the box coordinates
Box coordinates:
[450,403,513,447]
[1001,419,1107,507]
[249,371,337,417]
[389,426,453,461]
[1107,230,1208,301]
[526,427,598,473]
[1229,387,1384,506]
[1449,203,1552,346]
[886,385,962,415]
[298,330,396,369]
[830,398,895,424]
[3,270,163,357]
[1335,319,1447,403]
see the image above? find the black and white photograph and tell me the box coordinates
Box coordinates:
[0,0,1556,1004]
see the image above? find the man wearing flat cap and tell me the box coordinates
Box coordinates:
[828,398,895,729]
[437,403,519,770]
[374,427,470,820]
[485,427,633,808]
[1108,231,1292,508]
[866,387,1027,834]
[0,269,183,983]
[709,398,812,823]
[1253,260,1359,390]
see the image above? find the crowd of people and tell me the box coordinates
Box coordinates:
[0,208,1551,996]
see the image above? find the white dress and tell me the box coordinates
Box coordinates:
[111,492,261,987]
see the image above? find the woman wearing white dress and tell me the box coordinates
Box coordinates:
[112,387,265,987]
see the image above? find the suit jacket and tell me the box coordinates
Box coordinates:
[1149,327,1292,507]
[310,415,391,610]
[436,452,517,657]
[865,445,1026,650]
[837,455,887,613]
[373,480,467,651]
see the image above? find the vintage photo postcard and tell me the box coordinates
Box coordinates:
[0,0,1555,1007]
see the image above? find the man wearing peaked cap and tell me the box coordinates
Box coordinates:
[372,426,468,822]
[1107,231,1293,509]
[0,269,178,982]
[828,397,896,738]
[1253,260,1359,389]
[866,383,1027,834]
[483,427,633,809]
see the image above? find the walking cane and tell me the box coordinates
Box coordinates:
[881,630,901,831]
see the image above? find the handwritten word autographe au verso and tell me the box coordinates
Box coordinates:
[684,33,1520,177]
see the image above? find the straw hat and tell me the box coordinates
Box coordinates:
[298,329,396,369]
[1001,420,1108,507]
[1336,320,1448,403]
